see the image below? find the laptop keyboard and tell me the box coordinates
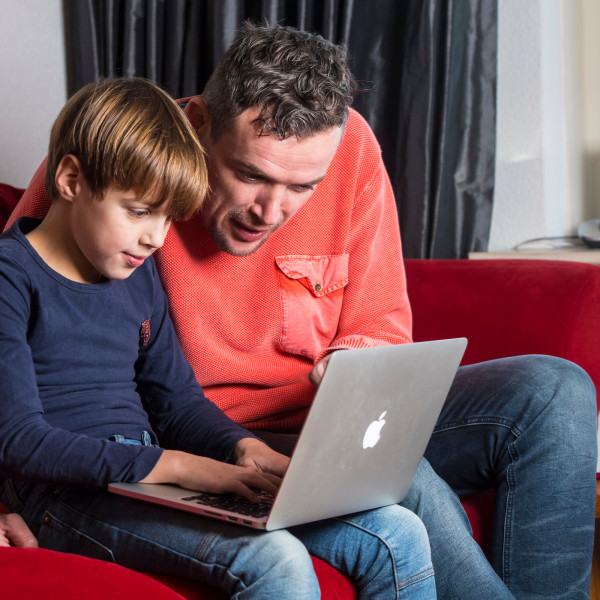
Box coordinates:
[181,490,275,518]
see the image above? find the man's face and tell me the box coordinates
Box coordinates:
[198,108,343,256]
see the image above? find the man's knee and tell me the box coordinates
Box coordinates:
[519,356,596,438]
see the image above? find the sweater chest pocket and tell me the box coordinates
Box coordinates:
[275,254,349,359]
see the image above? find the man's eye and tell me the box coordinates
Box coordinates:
[292,185,314,193]
[241,172,260,182]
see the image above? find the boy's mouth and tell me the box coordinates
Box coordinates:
[124,253,148,268]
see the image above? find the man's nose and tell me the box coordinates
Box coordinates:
[251,187,285,226]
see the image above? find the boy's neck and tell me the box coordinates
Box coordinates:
[25,206,106,284]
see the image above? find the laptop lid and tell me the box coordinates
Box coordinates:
[264,337,467,529]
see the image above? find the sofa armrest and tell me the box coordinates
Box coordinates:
[405,258,600,411]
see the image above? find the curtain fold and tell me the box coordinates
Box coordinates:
[63,0,497,258]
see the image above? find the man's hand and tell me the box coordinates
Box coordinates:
[232,437,290,477]
[0,513,38,548]
[309,353,334,388]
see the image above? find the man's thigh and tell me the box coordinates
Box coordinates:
[423,354,591,494]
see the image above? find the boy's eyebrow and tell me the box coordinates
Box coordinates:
[237,160,326,187]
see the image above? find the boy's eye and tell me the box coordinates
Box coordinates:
[129,209,149,217]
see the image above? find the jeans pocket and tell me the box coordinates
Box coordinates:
[38,511,116,563]
[276,254,349,359]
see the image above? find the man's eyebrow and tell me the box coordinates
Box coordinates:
[237,161,326,187]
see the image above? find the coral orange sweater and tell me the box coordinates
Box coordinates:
[9,108,412,432]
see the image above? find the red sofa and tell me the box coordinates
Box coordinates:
[1,182,599,597]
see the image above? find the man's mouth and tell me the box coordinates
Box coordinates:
[230,219,271,243]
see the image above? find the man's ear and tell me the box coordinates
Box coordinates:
[54,155,84,202]
[184,95,210,138]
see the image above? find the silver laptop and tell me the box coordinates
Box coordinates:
[109,338,467,531]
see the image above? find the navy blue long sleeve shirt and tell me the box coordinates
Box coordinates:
[0,218,253,488]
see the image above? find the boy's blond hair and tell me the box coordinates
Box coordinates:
[45,77,207,220]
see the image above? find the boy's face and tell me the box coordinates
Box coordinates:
[70,183,172,282]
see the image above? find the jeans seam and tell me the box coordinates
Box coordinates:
[502,442,518,591]
[433,416,524,438]
[396,566,435,590]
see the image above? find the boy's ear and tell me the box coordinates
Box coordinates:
[54,155,84,202]
[184,96,210,138]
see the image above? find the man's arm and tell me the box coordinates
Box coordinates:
[0,514,38,548]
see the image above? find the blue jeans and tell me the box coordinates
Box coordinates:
[411,355,597,599]
[1,478,435,599]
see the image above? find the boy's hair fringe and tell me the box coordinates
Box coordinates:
[45,77,207,220]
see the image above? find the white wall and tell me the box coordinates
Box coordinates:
[0,0,67,188]
[490,0,577,251]
[580,0,600,220]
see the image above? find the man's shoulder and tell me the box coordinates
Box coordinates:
[321,108,383,190]
[338,108,381,161]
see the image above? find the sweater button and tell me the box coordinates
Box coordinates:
[315,283,322,292]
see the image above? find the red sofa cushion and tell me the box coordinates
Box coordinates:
[0,547,187,600]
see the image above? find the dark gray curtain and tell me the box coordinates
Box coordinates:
[63,0,497,258]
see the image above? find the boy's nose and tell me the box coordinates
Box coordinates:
[141,219,169,249]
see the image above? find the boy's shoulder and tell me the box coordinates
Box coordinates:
[0,218,36,267]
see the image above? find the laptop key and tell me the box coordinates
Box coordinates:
[181,491,274,518]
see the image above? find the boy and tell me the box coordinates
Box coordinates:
[0,77,435,598]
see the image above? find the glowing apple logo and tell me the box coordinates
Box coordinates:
[362,411,387,449]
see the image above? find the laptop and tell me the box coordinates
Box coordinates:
[109,338,467,531]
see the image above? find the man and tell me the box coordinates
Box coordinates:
[10,22,597,599]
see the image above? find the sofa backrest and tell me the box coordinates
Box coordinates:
[0,184,24,229]
[405,258,600,410]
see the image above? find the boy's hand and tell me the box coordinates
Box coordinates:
[139,449,284,502]
[232,437,290,477]
[0,513,38,548]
